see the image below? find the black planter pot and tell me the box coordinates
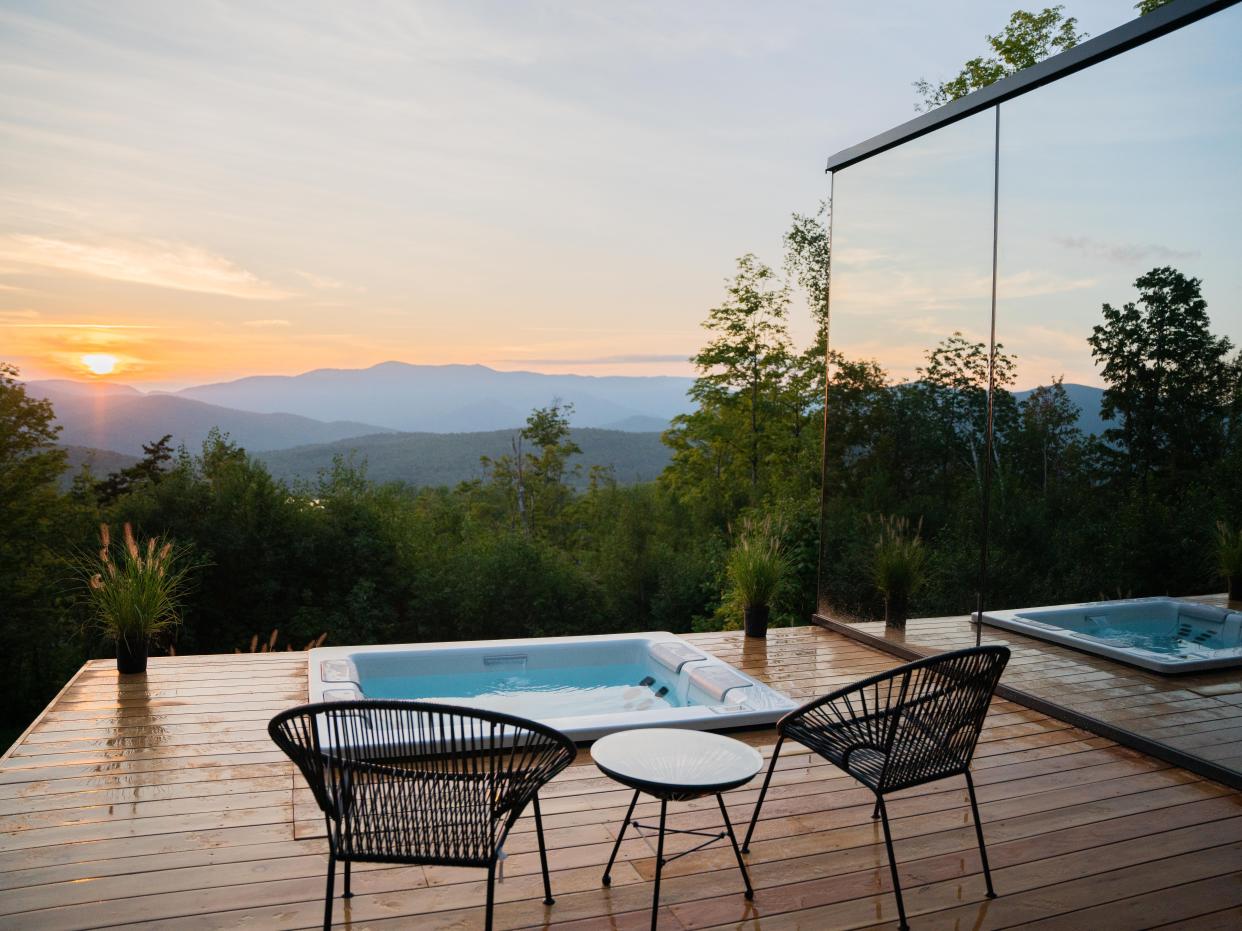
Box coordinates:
[743,605,770,639]
[884,596,909,631]
[117,637,149,675]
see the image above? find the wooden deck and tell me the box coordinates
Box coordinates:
[3,625,1242,929]
[816,601,1242,789]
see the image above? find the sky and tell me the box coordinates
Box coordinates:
[0,0,1199,389]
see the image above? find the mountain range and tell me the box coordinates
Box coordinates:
[22,363,1111,489]
[174,362,696,433]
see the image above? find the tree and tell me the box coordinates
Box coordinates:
[95,433,174,504]
[914,7,1086,110]
[1135,0,1173,14]
[1014,378,1084,494]
[0,364,78,742]
[680,254,794,497]
[1088,267,1233,478]
[482,401,581,537]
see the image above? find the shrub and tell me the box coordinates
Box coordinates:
[80,523,192,651]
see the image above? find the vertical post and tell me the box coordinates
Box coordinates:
[976,104,1002,649]
[815,172,836,619]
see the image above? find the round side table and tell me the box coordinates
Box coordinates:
[591,728,762,931]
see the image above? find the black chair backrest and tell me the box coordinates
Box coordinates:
[880,646,1010,789]
[269,700,576,864]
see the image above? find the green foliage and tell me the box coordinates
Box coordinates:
[726,517,792,610]
[79,523,192,648]
[871,516,928,605]
[0,364,86,746]
[1217,522,1242,586]
[1089,268,1234,477]
[914,7,1086,110]
[1135,0,1174,14]
[94,434,173,504]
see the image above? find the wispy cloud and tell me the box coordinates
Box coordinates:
[294,270,345,290]
[1054,235,1199,266]
[498,353,690,365]
[242,318,292,328]
[0,235,291,300]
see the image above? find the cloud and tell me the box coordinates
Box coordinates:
[498,353,689,365]
[242,318,292,327]
[295,270,345,290]
[1054,235,1199,266]
[0,235,291,300]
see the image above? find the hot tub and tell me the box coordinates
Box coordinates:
[980,597,1242,673]
[309,631,798,741]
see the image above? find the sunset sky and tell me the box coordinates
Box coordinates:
[0,0,1213,390]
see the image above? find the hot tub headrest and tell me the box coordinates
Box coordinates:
[688,665,752,702]
[1177,604,1228,625]
[320,659,359,684]
[650,641,706,674]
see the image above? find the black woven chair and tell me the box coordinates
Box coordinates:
[269,700,577,931]
[741,645,1010,929]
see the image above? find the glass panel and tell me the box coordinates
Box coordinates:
[820,109,997,621]
[993,5,1242,610]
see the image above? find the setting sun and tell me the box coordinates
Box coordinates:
[81,353,118,375]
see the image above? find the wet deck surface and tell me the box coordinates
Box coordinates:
[817,600,1242,787]
[3,626,1242,929]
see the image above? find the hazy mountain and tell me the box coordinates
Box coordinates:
[1013,383,1110,436]
[59,445,137,486]
[26,380,392,455]
[257,428,671,489]
[175,362,695,432]
[601,414,671,432]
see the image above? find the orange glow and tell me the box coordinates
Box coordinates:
[81,353,118,375]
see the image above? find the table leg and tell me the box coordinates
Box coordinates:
[650,798,667,931]
[603,789,640,887]
[717,794,754,899]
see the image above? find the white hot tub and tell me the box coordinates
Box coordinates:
[309,631,798,741]
[980,597,1242,673]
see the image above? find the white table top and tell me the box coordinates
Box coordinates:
[591,727,762,790]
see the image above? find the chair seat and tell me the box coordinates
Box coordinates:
[783,708,966,793]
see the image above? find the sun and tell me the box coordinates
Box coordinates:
[81,353,118,376]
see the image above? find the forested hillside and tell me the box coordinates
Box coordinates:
[256,428,670,489]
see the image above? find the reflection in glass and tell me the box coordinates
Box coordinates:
[991,4,1242,606]
[820,110,996,620]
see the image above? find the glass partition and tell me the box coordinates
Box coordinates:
[821,3,1242,626]
[820,110,996,620]
[992,4,1242,608]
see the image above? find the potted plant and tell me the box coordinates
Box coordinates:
[82,523,191,674]
[872,516,927,630]
[727,519,791,639]
[1218,521,1242,604]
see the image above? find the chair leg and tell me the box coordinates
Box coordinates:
[872,798,881,820]
[485,859,497,931]
[877,798,909,931]
[343,859,352,898]
[322,851,336,931]
[716,794,754,900]
[965,771,997,898]
[532,793,555,906]
[650,798,667,931]
[742,736,783,853]
[603,789,640,886]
